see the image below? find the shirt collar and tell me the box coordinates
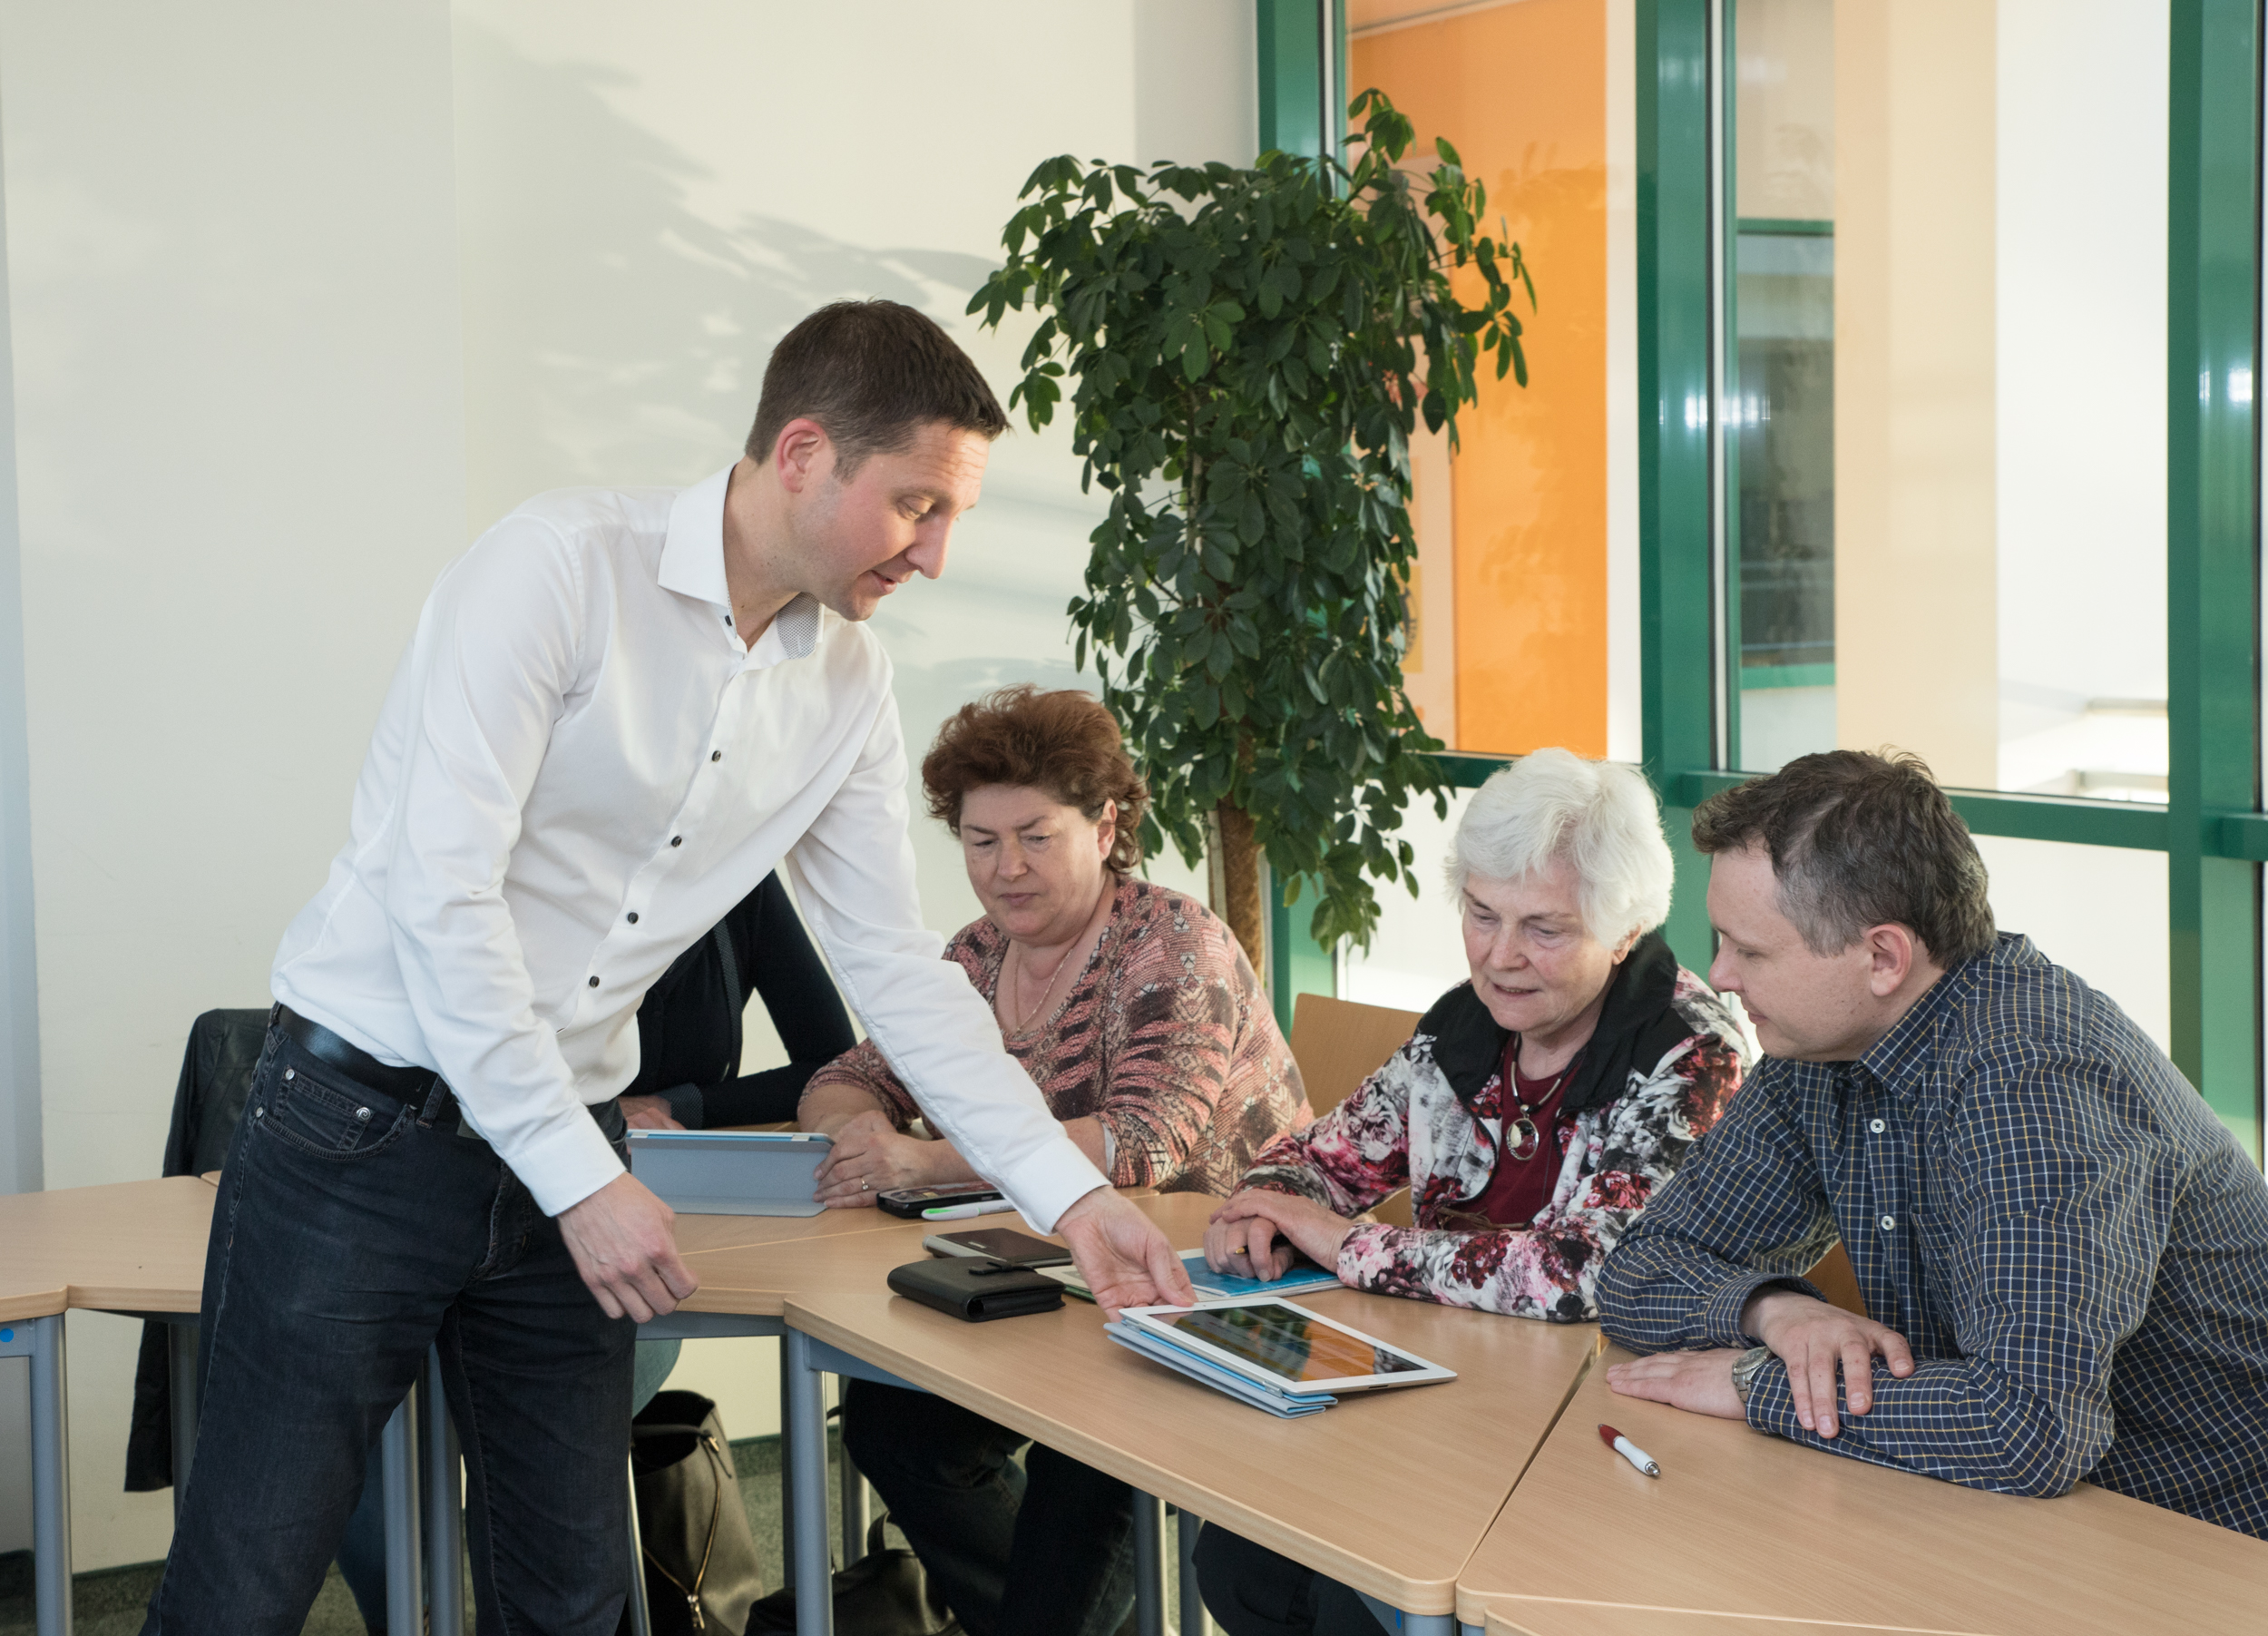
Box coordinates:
[659,465,735,610]
[658,463,823,665]
[1856,942,1991,1097]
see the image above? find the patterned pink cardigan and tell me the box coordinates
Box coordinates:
[801,878,1312,1194]
[1238,936,1750,1320]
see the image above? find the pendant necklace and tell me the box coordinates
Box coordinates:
[1007,937,1080,1034]
[1504,1040,1571,1163]
[1005,882,1114,1034]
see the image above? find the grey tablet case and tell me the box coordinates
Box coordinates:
[625,1130,832,1217]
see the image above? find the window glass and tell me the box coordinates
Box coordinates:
[1975,836,2171,1053]
[1728,0,2170,798]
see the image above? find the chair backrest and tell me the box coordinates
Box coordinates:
[1287,994,1423,1226]
[1805,1240,1870,1318]
[1287,993,1422,1120]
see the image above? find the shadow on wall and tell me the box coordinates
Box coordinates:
[453,23,1002,523]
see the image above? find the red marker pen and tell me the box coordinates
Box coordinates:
[1598,1424,1661,1478]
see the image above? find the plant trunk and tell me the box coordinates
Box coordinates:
[1211,802,1266,977]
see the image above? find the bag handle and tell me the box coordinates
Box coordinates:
[641,1429,734,1632]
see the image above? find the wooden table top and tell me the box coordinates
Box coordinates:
[0,1174,914,1315]
[1489,1610,1951,1636]
[0,1282,68,1325]
[1457,1347,2268,1635]
[775,1191,1603,1616]
[0,1175,220,1313]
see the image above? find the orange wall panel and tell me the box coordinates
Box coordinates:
[1356,0,1609,758]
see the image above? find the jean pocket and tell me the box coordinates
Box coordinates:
[253,1062,415,1161]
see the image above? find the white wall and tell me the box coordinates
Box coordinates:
[1,0,466,1569]
[0,0,1249,1571]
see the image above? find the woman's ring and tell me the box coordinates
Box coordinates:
[862,1178,870,1191]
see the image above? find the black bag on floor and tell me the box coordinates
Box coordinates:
[631,1389,767,1634]
[744,1515,960,1636]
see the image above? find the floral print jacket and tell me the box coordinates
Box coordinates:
[1239,934,1752,1321]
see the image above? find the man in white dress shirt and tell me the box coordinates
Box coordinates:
[142,301,1194,1635]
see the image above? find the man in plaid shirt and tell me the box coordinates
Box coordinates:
[1599,750,2268,1537]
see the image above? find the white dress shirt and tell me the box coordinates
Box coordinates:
[273,465,1107,1224]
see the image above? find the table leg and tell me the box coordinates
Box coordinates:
[783,1330,834,1636]
[1130,1489,1167,1636]
[777,1348,797,1592]
[424,1346,464,1636]
[166,1319,199,1521]
[1177,1506,1207,1635]
[22,1315,72,1636]
[381,1379,424,1636]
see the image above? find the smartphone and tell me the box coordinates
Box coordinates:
[877,1181,1005,1220]
[922,1228,1074,1269]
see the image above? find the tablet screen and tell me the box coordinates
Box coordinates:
[1149,1303,1428,1385]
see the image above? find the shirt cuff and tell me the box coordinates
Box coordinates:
[514,1110,630,1218]
[657,1083,706,1129]
[1702,1270,1825,1348]
[1742,1350,1798,1435]
[990,1134,1111,1234]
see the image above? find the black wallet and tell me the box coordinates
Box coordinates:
[886,1257,1065,1322]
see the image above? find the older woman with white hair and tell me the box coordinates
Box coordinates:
[1193,749,1753,1636]
[1202,747,1750,1318]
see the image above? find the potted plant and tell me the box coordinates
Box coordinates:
[970,89,1533,965]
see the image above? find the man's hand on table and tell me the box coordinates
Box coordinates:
[812,1109,953,1208]
[1204,1189,1353,1282]
[1055,1187,1197,1320]
[1605,1290,1914,1439]
[1604,1348,1747,1420]
[1739,1288,1913,1437]
[557,1171,699,1323]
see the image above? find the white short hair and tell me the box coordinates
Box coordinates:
[1442,749,1676,945]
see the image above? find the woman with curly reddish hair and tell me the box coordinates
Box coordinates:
[1192,749,1752,1636]
[802,684,1310,1636]
[801,682,1308,1206]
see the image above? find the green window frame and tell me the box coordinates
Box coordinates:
[1635,0,2265,1161]
[1257,1,2266,1160]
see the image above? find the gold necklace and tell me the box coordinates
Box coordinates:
[1005,882,1112,1034]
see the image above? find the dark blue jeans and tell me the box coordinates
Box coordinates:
[841,1378,1134,1636]
[141,1025,635,1636]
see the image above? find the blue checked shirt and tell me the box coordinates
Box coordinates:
[1598,934,2268,1538]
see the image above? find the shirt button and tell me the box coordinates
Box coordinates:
[670,836,683,847]
[626,912,639,925]
[710,750,722,762]
[588,975,601,987]
[1879,1214,1896,1231]
[1869,1118,1886,1134]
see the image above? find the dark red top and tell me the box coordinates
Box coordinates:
[1468,1038,1574,1229]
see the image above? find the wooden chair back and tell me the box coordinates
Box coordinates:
[1287,993,1422,1226]
[1805,1240,1869,1318]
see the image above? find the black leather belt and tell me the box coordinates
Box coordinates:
[271,1004,440,1102]
[269,1004,625,1145]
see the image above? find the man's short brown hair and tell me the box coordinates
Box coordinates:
[1691,749,1997,966]
[745,300,1008,476]
[922,685,1149,876]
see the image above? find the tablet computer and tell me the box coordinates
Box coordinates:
[1118,1298,1456,1394]
[625,1129,832,1217]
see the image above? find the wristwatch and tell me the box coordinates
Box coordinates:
[1729,1344,1773,1405]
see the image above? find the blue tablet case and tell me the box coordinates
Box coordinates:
[625,1129,833,1217]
